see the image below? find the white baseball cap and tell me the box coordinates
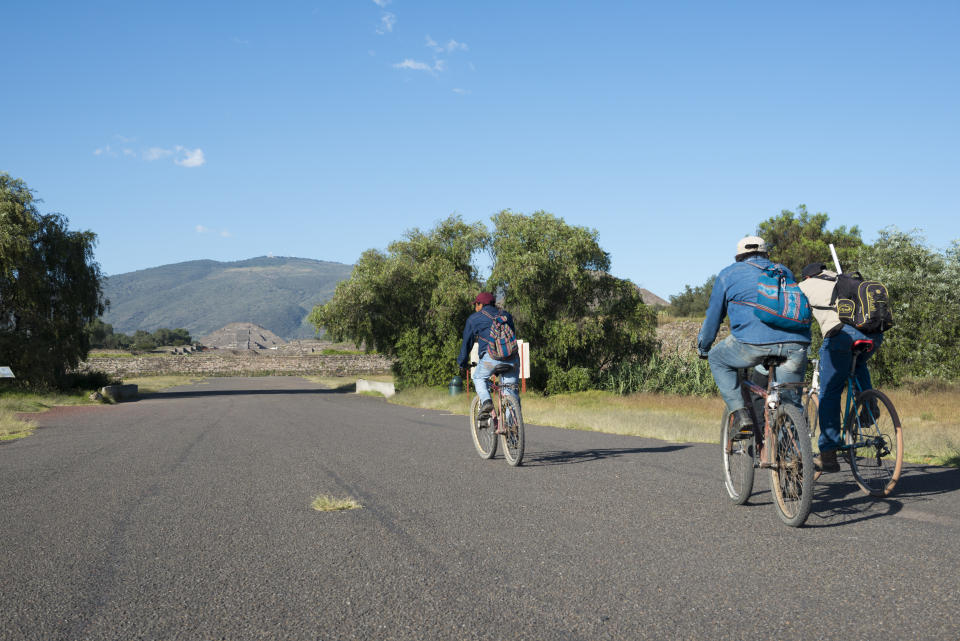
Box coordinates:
[736,235,767,257]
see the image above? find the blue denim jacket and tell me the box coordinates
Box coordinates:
[458,305,516,368]
[697,256,811,354]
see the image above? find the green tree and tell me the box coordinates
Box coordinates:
[856,229,960,384]
[1,173,105,387]
[131,330,157,352]
[310,215,487,388]
[757,205,864,276]
[486,210,658,393]
[152,327,191,346]
[667,275,716,317]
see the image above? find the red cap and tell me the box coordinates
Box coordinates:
[474,292,495,305]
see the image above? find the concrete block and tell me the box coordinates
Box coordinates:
[101,384,139,402]
[355,379,395,398]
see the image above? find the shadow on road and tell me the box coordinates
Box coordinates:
[806,479,904,528]
[524,444,691,466]
[140,387,354,400]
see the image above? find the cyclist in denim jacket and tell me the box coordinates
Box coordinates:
[697,236,811,437]
[457,292,519,420]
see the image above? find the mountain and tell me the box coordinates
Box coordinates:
[102,257,354,340]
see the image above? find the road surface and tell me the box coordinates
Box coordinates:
[2,376,958,640]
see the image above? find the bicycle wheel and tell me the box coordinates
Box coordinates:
[499,394,524,467]
[721,409,755,504]
[769,404,814,527]
[470,396,497,459]
[846,389,903,497]
[803,392,822,482]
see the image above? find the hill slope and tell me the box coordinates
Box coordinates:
[102,257,353,340]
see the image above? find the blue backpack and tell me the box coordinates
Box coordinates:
[480,309,518,361]
[742,262,812,331]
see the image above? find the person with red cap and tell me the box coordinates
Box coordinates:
[457,292,519,420]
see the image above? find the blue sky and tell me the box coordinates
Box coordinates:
[2,1,957,299]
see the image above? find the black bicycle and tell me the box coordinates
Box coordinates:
[801,340,903,496]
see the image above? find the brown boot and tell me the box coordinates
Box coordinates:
[814,449,840,473]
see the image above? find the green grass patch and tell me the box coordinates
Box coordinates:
[311,495,362,511]
[320,348,365,355]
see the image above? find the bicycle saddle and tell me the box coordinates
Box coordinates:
[491,363,513,375]
[852,339,875,353]
[760,355,788,369]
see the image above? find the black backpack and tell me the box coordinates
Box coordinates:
[830,271,894,334]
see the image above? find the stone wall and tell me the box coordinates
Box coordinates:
[77,351,393,378]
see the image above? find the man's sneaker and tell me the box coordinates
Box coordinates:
[731,408,754,440]
[814,449,841,473]
[478,399,494,419]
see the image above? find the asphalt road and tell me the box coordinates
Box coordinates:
[2,376,959,640]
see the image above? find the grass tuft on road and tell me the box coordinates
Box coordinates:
[312,495,362,512]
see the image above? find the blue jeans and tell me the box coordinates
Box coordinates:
[472,353,520,404]
[817,326,883,452]
[708,335,807,413]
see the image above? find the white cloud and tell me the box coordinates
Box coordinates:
[393,58,431,71]
[452,88,470,95]
[144,147,174,161]
[94,140,205,167]
[372,0,390,6]
[196,225,232,238]
[426,35,468,53]
[376,12,396,34]
[393,58,445,73]
[175,147,205,168]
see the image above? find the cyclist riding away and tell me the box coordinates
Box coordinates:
[799,262,884,473]
[457,292,520,421]
[697,236,811,437]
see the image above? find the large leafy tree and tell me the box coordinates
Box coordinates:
[486,210,658,393]
[310,215,487,388]
[757,205,864,276]
[1,173,106,387]
[857,229,960,384]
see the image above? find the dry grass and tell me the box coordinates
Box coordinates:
[122,375,208,393]
[391,387,724,444]
[0,409,36,440]
[311,495,362,511]
[390,386,960,467]
[0,388,99,440]
[884,389,960,466]
[304,374,394,391]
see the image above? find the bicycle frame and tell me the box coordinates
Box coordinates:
[835,343,888,455]
[738,367,805,467]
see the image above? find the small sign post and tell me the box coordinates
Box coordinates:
[517,340,530,394]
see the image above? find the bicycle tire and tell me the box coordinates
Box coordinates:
[470,396,497,459]
[721,409,755,505]
[499,394,524,467]
[803,392,822,482]
[846,389,903,497]
[769,404,814,527]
